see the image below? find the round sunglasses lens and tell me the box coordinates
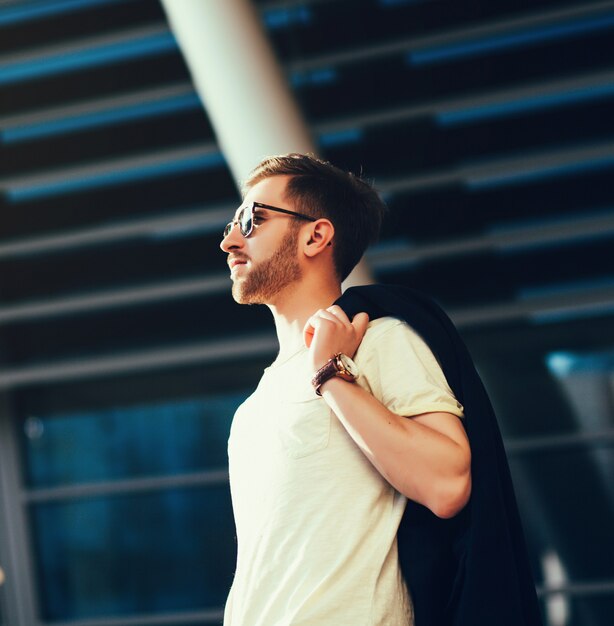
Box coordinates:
[239,207,252,236]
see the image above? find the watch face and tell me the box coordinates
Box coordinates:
[338,354,359,378]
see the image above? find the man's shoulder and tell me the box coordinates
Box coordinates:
[363,315,406,338]
[360,315,423,352]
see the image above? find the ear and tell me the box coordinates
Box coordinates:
[302,218,334,258]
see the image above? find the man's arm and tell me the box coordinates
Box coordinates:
[320,377,471,519]
[304,305,471,519]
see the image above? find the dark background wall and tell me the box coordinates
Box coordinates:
[0,1,613,624]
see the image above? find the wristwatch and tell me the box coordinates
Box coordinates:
[311,353,359,396]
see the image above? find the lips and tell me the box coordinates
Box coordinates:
[229,258,248,270]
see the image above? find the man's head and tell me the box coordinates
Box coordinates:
[220,153,387,305]
[242,153,387,283]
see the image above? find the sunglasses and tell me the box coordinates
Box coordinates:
[223,201,316,239]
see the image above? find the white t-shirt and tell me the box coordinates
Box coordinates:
[224,317,464,626]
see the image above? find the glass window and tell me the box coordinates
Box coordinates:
[12,361,268,624]
[21,393,247,488]
[31,485,234,622]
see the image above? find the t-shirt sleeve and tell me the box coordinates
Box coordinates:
[353,317,464,419]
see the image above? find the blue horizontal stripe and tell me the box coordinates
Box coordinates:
[408,13,614,65]
[546,349,614,374]
[533,301,614,325]
[0,0,123,27]
[468,153,614,190]
[0,31,176,86]
[290,67,337,88]
[318,128,363,147]
[525,276,614,324]
[263,6,311,30]
[7,152,225,203]
[488,206,614,236]
[1,93,201,144]
[379,0,429,6]
[437,82,614,126]
[150,210,228,242]
[520,276,614,300]
[497,228,614,255]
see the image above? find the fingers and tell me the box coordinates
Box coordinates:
[303,307,370,350]
[327,305,369,331]
[326,305,351,326]
[302,309,336,343]
[316,309,342,324]
[307,307,351,329]
[352,311,370,330]
[303,309,337,334]
[314,306,369,335]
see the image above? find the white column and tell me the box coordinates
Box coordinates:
[160,0,372,287]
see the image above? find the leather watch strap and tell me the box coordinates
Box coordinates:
[311,356,341,396]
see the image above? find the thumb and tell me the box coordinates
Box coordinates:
[303,319,315,348]
[352,311,370,340]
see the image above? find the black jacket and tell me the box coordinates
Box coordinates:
[335,284,543,626]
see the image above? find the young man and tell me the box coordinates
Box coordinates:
[219,153,471,625]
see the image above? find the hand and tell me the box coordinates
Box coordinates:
[303,305,369,373]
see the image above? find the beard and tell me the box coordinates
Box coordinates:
[231,227,302,305]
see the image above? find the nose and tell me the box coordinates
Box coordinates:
[220,222,244,253]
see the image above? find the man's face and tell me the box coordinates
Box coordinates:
[220,176,302,305]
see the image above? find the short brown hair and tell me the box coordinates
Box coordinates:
[243,153,387,282]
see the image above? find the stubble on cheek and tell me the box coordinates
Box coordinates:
[231,229,301,304]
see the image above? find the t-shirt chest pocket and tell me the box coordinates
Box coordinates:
[276,395,331,459]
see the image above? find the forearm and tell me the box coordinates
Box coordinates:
[319,377,471,518]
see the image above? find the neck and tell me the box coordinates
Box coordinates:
[267,277,342,360]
